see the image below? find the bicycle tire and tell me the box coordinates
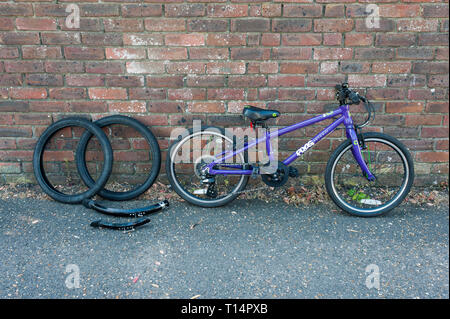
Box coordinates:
[76,115,161,201]
[33,117,113,204]
[325,132,414,217]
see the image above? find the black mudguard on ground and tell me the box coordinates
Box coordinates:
[82,199,169,217]
[90,218,151,231]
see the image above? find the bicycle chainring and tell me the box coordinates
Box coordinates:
[261,161,289,187]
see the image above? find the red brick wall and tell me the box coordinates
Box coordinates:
[0,0,448,187]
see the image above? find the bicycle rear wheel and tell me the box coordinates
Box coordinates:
[166,126,249,207]
[325,132,414,217]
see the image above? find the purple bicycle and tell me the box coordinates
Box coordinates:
[166,83,414,216]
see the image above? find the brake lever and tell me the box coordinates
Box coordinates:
[355,94,374,129]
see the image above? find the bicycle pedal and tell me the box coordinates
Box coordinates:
[251,166,259,179]
[288,166,299,178]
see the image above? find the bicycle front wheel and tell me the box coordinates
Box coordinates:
[325,132,414,217]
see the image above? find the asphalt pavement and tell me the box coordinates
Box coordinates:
[0,198,448,299]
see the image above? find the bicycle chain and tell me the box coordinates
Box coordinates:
[231,185,272,196]
[160,172,272,196]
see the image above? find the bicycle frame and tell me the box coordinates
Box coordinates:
[206,104,375,181]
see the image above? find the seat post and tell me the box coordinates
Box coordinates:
[255,121,267,129]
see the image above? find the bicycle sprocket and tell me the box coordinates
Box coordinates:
[261,161,289,187]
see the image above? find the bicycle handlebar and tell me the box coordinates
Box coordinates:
[335,82,375,128]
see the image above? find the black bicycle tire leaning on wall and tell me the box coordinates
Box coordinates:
[33,117,114,204]
[75,115,161,201]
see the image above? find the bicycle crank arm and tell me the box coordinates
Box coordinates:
[82,199,169,217]
[90,218,151,231]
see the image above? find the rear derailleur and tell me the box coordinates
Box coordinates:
[196,167,218,199]
[200,176,218,198]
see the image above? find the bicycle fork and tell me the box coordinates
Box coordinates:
[343,110,376,181]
